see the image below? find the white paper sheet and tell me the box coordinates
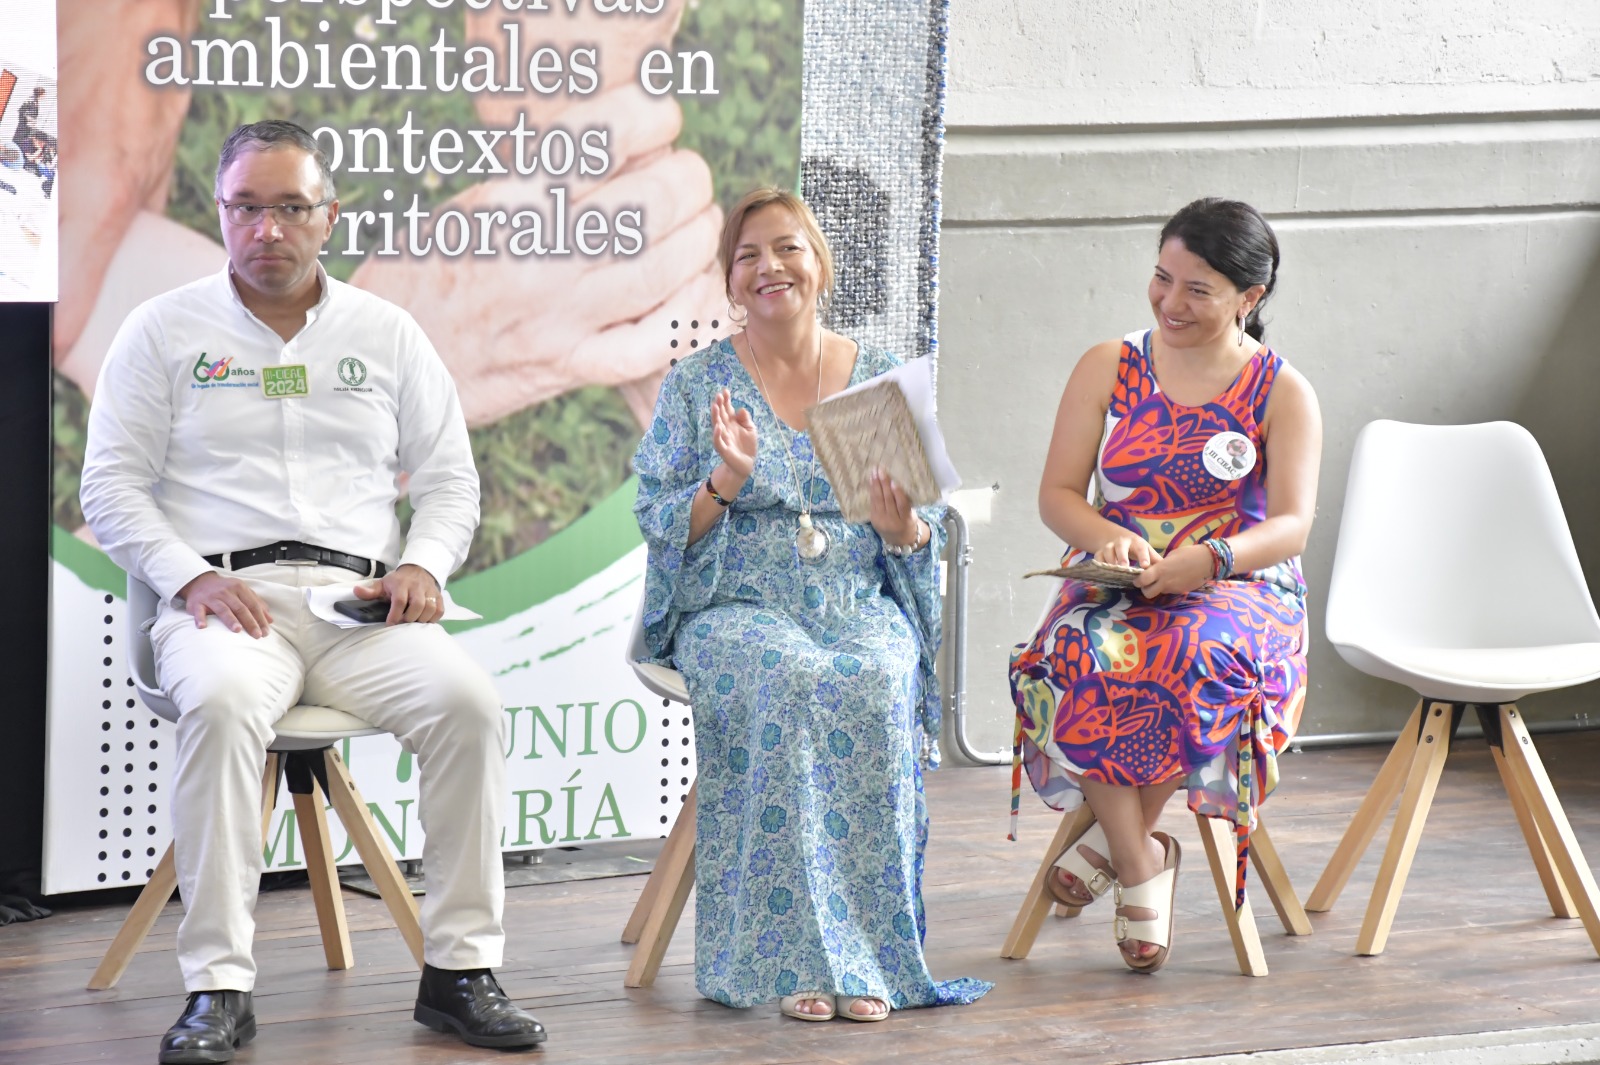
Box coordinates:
[305,584,482,628]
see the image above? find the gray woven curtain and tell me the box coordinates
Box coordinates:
[801,0,948,371]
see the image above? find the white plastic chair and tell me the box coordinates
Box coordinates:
[1306,420,1600,956]
[617,589,697,988]
[1001,578,1312,976]
[88,575,425,990]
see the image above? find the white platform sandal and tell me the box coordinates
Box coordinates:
[835,996,890,1023]
[1113,831,1181,974]
[1047,820,1118,915]
[779,993,835,1021]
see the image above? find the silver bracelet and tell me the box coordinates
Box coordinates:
[884,522,926,558]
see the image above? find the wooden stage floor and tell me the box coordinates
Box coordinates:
[5,729,1600,1065]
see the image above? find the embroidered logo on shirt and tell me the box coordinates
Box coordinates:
[337,357,367,387]
[189,353,258,389]
[334,356,373,394]
[193,354,233,382]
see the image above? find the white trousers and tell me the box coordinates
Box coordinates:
[151,563,505,992]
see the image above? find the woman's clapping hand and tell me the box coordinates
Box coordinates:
[711,388,758,482]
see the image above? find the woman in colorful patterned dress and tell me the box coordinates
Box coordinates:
[633,188,991,1021]
[1009,198,1322,972]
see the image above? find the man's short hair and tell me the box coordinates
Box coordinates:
[214,120,336,201]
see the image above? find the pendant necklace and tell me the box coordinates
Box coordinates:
[746,329,829,561]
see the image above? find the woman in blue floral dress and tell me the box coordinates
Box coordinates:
[632,188,990,1021]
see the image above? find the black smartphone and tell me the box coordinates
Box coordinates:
[334,599,391,624]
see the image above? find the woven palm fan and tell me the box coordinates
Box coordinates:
[1024,560,1145,588]
[807,378,940,523]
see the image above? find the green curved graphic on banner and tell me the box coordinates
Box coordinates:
[51,477,643,631]
[445,478,643,631]
[51,526,126,599]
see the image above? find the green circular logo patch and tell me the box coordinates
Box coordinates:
[338,357,368,387]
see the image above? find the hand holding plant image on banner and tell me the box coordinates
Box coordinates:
[55,0,799,574]
[45,0,800,894]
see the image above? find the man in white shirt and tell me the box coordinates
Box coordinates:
[80,121,546,1062]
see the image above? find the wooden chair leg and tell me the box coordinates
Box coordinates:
[1198,813,1269,977]
[1307,700,1423,912]
[291,771,354,971]
[1001,804,1096,960]
[1250,818,1312,936]
[1490,740,1577,919]
[622,780,698,945]
[259,752,282,835]
[625,781,698,988]
[1495,706,1600,957]
[87,845,179,990]
[321,748,425,969]
[1355,701,1454,956]
[89,751,283,991]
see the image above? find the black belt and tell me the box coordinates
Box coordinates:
[203,541,387,579]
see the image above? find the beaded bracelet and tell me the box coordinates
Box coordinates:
[1203,537,1235,579]
[884,521,928,558]
[705,474,733,507]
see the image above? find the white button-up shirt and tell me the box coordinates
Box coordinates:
[81,266,480,600]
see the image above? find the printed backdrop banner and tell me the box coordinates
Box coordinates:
[43,0,949,894]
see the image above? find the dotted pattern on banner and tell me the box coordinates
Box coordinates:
[665,314,725,367]
[648,314,705,840]
[90,591,174,886]
[652,692,696,839]
[801,0,946,378]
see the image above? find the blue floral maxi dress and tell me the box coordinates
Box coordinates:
[633,337,991,1010]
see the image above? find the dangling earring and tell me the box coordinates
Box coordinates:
[1236,309,1248,346]
[727,300,748,327]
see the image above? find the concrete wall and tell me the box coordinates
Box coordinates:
[940,1,1600,757]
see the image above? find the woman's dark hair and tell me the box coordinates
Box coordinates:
[1159,198,1279,341]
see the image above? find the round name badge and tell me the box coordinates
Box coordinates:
[1202,431,1257,481]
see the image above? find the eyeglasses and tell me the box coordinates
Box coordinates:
[221,200,331,227]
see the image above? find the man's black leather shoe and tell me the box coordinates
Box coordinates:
[414,964,547,1049]
[157,990,256,1064]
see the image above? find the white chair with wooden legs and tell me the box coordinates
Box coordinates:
[1003,806,1311,977]
[87,576,425,991]
[1307,420,1600,957]
[619,592,697,988]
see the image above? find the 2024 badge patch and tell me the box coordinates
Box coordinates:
[262,363,309,399]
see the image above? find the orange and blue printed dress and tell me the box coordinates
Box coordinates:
[1008,329,1308,906]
